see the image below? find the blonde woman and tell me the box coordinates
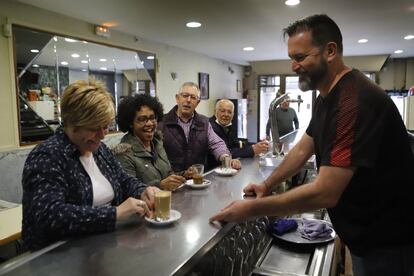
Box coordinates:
[22,79,158,250]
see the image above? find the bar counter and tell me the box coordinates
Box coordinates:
[0,129,337,276]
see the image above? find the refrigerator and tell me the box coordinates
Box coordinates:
[228,98,248,139]
[403,96,414,131]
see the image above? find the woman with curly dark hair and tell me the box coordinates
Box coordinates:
[115,94,186,191]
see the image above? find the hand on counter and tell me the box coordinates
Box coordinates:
[209,199,254,223]
[243,182,271,198]
[230,159,242,169]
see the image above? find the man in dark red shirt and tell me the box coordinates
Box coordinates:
[211,14,414,275]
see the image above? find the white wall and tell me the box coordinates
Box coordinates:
[0,1,243,150]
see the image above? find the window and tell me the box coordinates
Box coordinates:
[13,25,156,145]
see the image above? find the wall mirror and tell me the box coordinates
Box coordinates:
[13,25,156,145]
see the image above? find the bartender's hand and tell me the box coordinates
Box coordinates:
[209,199,254,223]
[141,186,160,210]
[230,159,242,169]
[252,140,269,156]
[243,182,271,198]
[160,174,186,191]
[116,197,151,221]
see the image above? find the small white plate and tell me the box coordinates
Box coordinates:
[185,179,212,189]
[145,209,181,226]
[214,167,238,176]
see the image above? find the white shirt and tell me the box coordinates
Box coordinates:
[79,154,114,206]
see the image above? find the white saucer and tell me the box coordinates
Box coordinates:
[185,179,212,189]
[145,209,181,226]
[214,167,238,176]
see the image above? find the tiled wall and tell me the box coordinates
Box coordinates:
[0,133,123,203]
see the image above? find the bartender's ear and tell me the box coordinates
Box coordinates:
[326,42,337,62]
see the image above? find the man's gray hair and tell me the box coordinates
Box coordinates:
[179,82,200,96]
[216,99,234,111]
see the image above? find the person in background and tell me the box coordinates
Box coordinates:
[158,82,241,176]
[211,14,414,276]
[208,99,269,168]
[22,79,158,251]
[114,94,186,191]
[265,96,299,140]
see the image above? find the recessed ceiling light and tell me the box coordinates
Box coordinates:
[394,50,403,54]
[141,61,144,64]
[71,53,80,58]
[30,49,39,53]
[32,64,39,68]
[64,38,77,43]
[100,67,107,70]
[99,58,107,62]
[404,35,414,40]
[81,69,87,72]
[186,21,202,28]
[147,56,154,60]
[82,41,88,44]
[358,38,368,43]
[81,60,88,64]
[61,61,69,66]
[243,46,255,51]
[285,0,300,6]
[53,37,58,42]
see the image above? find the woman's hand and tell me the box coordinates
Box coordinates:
[160,174,186,191]
[141,186,160,210]
[116,197,151,221]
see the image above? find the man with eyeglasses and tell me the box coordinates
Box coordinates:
[211,14,414,275]
[158,82,241,176]
[207,99,269,169]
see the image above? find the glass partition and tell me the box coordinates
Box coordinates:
[13,25,156,145]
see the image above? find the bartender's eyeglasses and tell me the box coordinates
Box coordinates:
[135,115,157,125]
[179,93,199,101]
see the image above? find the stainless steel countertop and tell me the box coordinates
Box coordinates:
[0,129,317,276]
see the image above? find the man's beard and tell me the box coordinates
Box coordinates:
[298,59,327,91]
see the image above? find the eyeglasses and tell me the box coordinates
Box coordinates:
[135,115,157,125]
[179,92,199,101]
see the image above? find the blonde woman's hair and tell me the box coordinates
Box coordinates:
[61,79,115,129]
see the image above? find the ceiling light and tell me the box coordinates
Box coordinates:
[81,60,88,64]
[99,58,107,62]
[404,35,414,40]
[243,46,255,51]
[32,64,39,68]
[71,53,80,58]
[82,41,88,44]
[30,49,39,53]
[186,21,202,28]
[394,50,403,54]
[358,38,368,43]
[53,37,58,42]
[100,67,107,70]
[81,69,87,72]
[147,56,154,60]
[61,61,68,66]
[64,38,77,43]
[285,0,300,6]
[141,61,144,64]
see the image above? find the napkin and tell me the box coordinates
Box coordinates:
[268,218,298,236]
[300,219,333,240]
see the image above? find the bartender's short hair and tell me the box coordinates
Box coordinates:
[283,14,343,54]
[61,79,115,129]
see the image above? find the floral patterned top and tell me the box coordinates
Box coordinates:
[22,128,147,250]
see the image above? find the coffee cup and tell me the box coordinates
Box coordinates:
[192,164,204,184]
[155,190,171,221]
